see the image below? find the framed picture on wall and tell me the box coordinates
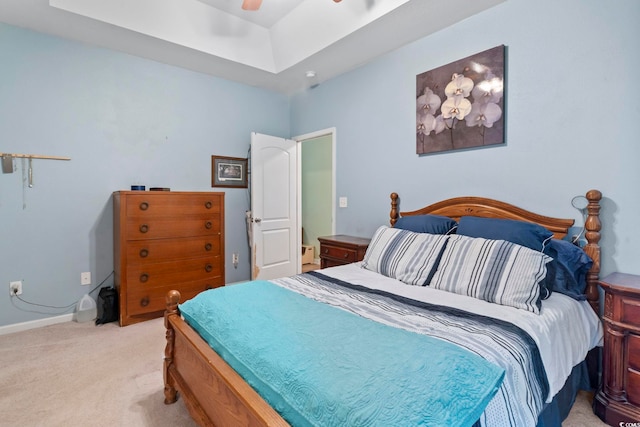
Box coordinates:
[211,156,248,188]
[416,45,506,155]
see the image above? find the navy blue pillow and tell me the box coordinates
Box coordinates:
[456,216,553,252]
[541,239,593,301]
[394,214,457,234]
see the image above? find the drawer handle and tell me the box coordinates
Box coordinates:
[140,297,149,307]
[344,253,349,258]
[140,273,149,283]
[205,264,213,272]
[139,249,149,258]
[204,243,212,251]
[204,201,212,209]
[139,202,149,211]
[324,248,329,254]
[205,221,213,229]
[139,224,149,233]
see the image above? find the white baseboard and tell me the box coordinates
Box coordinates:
[0,313,75,336]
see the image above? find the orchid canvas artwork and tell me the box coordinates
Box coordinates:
[416,45,505,155]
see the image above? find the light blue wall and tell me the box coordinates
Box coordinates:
[0,24,289,326]
[291,0,640,280]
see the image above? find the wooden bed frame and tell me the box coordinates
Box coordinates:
[163,190,603,426]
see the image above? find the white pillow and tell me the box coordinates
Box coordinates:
[429,234,551,314]
[362,226,449,286]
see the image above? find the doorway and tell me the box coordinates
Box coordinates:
[295,128,336,271]
[249,129,335,279]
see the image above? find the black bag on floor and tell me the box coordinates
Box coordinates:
[95,287,118,325]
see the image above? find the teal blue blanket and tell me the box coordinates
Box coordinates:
[180,280,504,427]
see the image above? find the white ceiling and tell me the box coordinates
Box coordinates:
[0,0,505,94]
[196,0,307,28]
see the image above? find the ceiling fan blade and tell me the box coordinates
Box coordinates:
[242,0,263,11]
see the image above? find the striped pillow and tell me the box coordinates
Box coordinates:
[429,234,552,314]
[362,226,449,286]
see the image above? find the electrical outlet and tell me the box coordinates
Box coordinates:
[80,272,91,285]
[10,280,22,296]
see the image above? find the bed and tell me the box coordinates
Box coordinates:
[163,190,603,427]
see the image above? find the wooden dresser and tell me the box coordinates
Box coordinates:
[318,235,370,268]
[594,272,640,424]
[113,191,225,326]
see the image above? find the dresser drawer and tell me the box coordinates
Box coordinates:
[125,236,222,263]
[627,366,640,406]
[127,278,223,316]
[126,256,222,288]
[628,334,640,406]
[125,194,222,217]
[622,297,640,328]
[125,216,222,240]
[322,245,357,263]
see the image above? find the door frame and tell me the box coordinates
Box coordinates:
[293,127,337,265]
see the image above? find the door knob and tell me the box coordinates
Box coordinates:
[254,218,262,223]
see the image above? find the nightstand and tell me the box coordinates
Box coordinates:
[317,235,370,268]
[594,272,640,425]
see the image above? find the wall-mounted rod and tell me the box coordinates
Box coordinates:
[0,152,71,161]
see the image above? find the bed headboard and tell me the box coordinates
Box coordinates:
[389,190,602,313]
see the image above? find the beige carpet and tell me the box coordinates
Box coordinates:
[0,318,607,427]
[0,318,196,427]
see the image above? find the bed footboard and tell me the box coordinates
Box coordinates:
[163,291,179,405]
[163,290,289,427]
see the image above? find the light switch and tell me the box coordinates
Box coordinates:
[339,197,348,208]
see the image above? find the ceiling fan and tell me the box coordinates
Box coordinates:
[242,0,341,11]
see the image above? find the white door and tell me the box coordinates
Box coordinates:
[250,132,299,280]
